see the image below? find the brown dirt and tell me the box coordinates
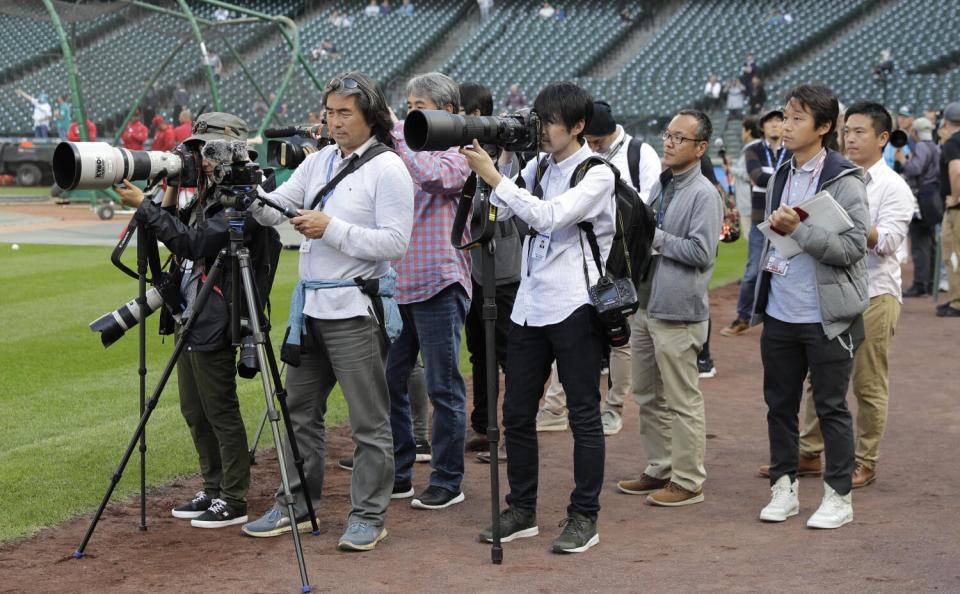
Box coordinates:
[2,280,959,593]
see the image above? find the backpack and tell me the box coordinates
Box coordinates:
[532,156,656,287]
[626,136,647,192]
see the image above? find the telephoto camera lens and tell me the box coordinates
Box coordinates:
[403,109,540,152]
[889,129,909,149]
[90,287,166,348]
[52,142,198,190]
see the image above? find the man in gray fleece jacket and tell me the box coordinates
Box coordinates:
[616,109,722,507]
[751,84,868,531]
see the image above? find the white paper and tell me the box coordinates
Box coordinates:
[758,190,854,258]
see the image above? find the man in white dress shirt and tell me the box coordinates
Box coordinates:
[460,81,615,554]
[241,72,414,552]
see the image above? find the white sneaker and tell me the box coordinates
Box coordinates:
[806,482,853,529]
[535,408,569,432]
[759,475,799,522]
[601,410,623,435]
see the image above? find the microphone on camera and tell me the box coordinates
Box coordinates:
[264,126,317,138]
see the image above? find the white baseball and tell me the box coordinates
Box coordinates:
[11,244,19,251]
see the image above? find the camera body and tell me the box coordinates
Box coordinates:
[403,108,542,152]
[588,275,639,347]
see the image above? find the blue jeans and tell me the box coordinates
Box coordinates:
[736,224,764,320]
[388,284,469,493]
[34,124,49,138]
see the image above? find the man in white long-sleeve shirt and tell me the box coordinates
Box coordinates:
[460,81,615,554]
[242,72,414,552]
[798,101,914,490]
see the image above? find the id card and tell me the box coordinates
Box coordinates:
[300,239,313,253]
[531,233,550,260]
[763,253,790,276]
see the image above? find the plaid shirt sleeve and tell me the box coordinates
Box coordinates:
[392,122,470,195]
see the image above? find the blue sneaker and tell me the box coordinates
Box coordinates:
[337,521,388,551]
[241,504,313,538]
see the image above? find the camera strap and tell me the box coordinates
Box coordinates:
[307,142,392,211]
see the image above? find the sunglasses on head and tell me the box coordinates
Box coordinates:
[328,77,360,92]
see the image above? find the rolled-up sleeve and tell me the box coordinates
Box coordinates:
[872,178,914,258]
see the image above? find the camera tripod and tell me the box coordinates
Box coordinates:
[74,206,318,593]
[453,173,504,564]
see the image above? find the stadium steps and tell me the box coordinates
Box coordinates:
[763,0,898,89]
[582,0,681,79]
[384,3,481,108]
[0,4,147,86]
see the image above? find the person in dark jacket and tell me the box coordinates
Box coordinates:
[115,112,256,529]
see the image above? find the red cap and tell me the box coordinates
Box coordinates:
[152,115,166,125]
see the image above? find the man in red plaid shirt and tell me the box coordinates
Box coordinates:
[387,72,473,510]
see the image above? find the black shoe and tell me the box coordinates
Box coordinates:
[551,512,599,554]
[410,485,465,510]
[190,499,248,529]
[391,481,414,499]
[415,440,432,463]
[337,457,354,471]
[171,491,211,519]
[904,284,929,298]
[479,507,538,543]
[936,304,960,317]
[697,357,716,379]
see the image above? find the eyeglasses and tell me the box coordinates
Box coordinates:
[327,77,360,92]
[660,131,706,145]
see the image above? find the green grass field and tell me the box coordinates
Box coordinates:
[0,239,745,543]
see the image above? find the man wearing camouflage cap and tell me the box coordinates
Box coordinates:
[114,111,263,528]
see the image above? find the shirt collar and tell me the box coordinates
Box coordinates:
[791,147,826,173]
[865,157,888,185]
[549,141,592,175]
[605,126,626,157]
[337,135,378,160]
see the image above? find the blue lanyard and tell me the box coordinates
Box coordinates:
[317,151,340,211]
[655,183,674,229]
[764,141,785,170]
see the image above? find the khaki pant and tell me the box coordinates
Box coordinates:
[541,317,633,416]
[800,294,900,469]
[943,208,960,308]
[631,309,708,492]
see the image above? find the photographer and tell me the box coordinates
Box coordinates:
[240,72,414,551]
[898,117,941,297]
[387,72,472,511]
[114,112,258,529]
[460,81,615,553]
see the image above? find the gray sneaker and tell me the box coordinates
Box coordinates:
[551,512,599,554]
[601,410,623,436]
[338,521,388,551]
[535,408,569,432]
[241,504,313,538]
[479,507,538,543]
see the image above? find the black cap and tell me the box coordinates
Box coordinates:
[759,107,784,126]
[583,101,617,136]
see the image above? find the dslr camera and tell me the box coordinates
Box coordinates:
[52,141,202,190]
[588,276,639,347]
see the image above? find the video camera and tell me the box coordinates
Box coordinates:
[265,124,334,169]
[200,139,263,211]
[403,108,541,152]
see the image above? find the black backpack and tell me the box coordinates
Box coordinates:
[626,136,648,192]
[532,156,655,287]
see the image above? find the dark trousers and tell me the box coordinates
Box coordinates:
[503,305,605,520]
[909,218,937,289]
[177,345,250,509]
[761,315,864,495]
[464,278,519,434]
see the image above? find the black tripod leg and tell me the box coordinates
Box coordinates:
[248,408,268,465]
[74,251,227,558]
[136,230,148,532]
[236,250,311,592]
[482,242,503,564]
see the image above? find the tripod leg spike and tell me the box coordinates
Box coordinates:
[73,550,83,559]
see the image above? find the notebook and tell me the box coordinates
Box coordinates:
[757,190,854,258]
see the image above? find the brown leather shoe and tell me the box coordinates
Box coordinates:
[617,473,670,495]
[852,463,876,488]
[646,481,704,507]
[720,318,750,337]
[757,454,823,478]
[465,429,489,452]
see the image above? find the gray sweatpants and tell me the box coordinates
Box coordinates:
[275,315,393,527]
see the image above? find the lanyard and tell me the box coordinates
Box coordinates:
[605,135,626,160]
[763,141,785,171]
[783,150,827,206]
[317,151,341,210]
[655,181,675,229]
